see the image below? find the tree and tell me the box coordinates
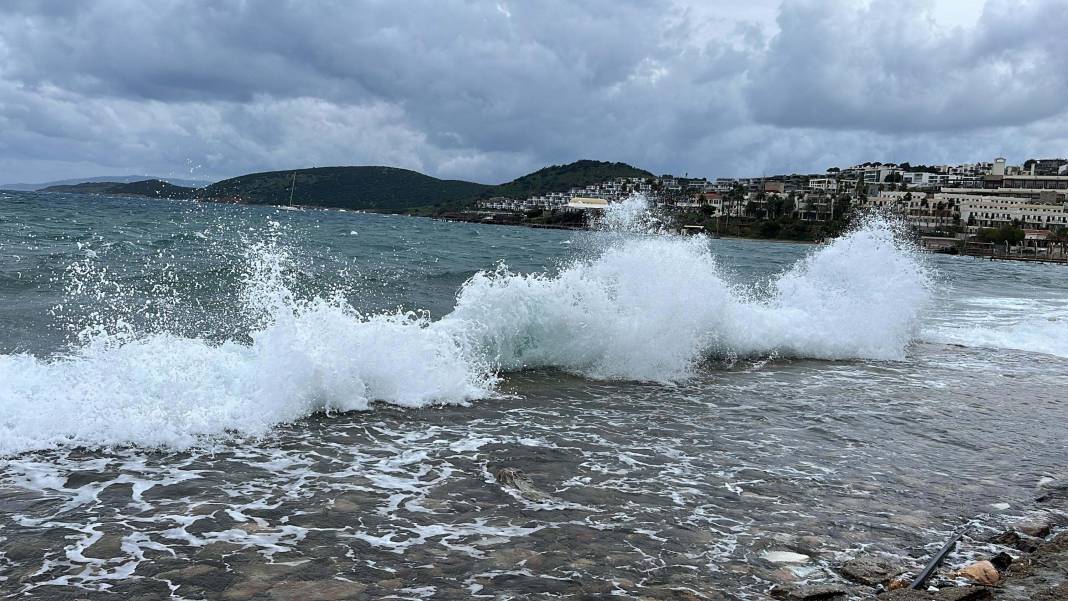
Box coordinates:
[782,193,796,218]
[760,221,781,238]
[1051,227,1068,258]
[724,183,745,225]
[745,199,759,217]
[978,225,1024,245]
[767,195,785,219]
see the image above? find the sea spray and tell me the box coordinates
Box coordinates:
[442,204,931,379]
[1,227,492,456]
[0,197,932,455]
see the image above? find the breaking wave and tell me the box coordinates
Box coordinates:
[0,197,932,455]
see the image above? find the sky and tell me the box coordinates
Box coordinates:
[1,0,1066,185]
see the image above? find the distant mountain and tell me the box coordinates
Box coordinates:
[489,160,654,201]
[200,166,492,210]
[1,175,211,191]
[38,182,122,194]
[40,179,199,198]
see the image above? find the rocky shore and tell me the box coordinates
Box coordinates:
[766,477,1068,600]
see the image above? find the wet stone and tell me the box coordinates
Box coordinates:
[97,482,134,503]
[1009,511,1056,539]
[839,555,903,585]
[376,578,402,589]
[1035,479,1068,506]
[769,583,850,600]
[986,529,1041,553]
[264,580,368,601]
[157,563,234,592]
[222,579,274,600]
[494,466,552,501]
[82,533,124,560]
[877,586,992,600]
[194,541,244,560]
[2,536,52,561]
[63,470,114,488]
[190,502,229,516]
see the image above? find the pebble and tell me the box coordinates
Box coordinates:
[839,556,903,586]
[762,550,811,563]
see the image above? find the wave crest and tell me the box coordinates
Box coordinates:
[0,200,931,455]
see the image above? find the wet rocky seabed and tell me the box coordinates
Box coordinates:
[2,348,1067,601]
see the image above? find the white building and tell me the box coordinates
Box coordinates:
[954,195,1068,231]
[808,177,839,192]
[902,172,950,188]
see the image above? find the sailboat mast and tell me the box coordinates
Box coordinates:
[288,172,296,206]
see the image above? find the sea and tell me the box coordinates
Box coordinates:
[0,190,1066,600]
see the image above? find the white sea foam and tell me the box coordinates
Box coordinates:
[924,316,1068,358]
[0,196,933,455]
[443,199,929,379]
[920,292,1068,358]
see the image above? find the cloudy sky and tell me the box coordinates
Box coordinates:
[1,0,1066,185]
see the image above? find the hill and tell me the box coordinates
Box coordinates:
[200,166,492,210]
[111,179,199,198]
[3,175,210,191]
[40,179,199,198]
[27,160,653,212]
[40,182,122,194]
[489,160,653,200]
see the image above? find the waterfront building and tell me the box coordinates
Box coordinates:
[955,195,1068,231]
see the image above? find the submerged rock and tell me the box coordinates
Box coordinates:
[267,580,368,601]
[877,586,992,600]
[986,529,1040,553]
[1009,511,1055,538]
[839,555,903,585]
[494,467,552,502]
[157,563,233,592]
[769,583,849,599]
[82,533,124,560]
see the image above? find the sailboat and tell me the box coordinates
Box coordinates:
[279,172,302,211]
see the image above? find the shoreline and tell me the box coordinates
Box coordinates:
[429,212,822,243]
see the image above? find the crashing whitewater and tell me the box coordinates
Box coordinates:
[0,197,932,455]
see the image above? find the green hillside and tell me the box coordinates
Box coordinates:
[40,179,199,198]
[489,160,653,200]
[201,166,491,210]
[112,179,199,198]
[37,160,653,212]
[40,182,123,194]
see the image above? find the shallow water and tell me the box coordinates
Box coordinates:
[0,191,1066,599]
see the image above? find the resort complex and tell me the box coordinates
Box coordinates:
[474,157,1068,256]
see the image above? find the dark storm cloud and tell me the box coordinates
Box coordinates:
[1,0,1066,185]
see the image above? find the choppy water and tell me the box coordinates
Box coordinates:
[0,191,1065,599]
